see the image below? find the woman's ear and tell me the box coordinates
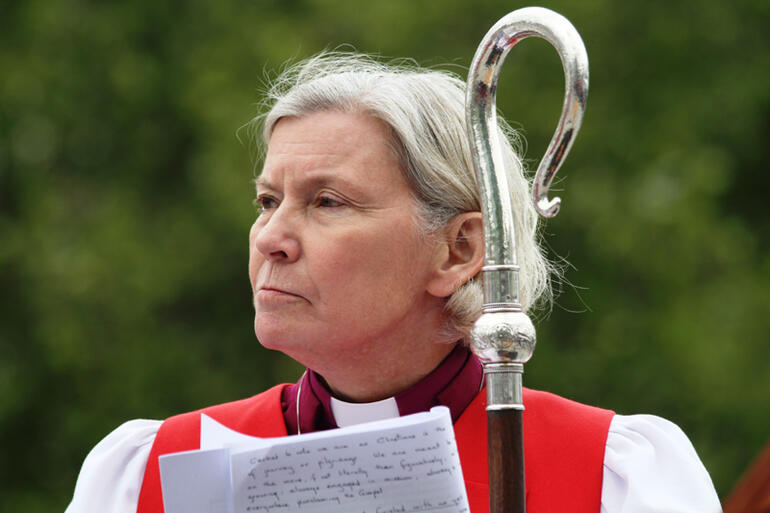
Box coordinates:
[426,212,484,298]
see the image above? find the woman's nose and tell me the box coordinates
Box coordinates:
[253,208,301,263]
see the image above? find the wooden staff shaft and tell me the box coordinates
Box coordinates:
[488,409,525,513]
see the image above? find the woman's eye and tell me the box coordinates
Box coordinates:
[255,195,278,211]
[317,195,344,208]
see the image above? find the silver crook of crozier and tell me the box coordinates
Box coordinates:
[466,7,589,405]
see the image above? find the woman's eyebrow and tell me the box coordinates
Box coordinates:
[254,177,274,190]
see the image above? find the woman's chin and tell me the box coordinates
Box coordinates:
[256,322,314,355]
[254,325,293,351]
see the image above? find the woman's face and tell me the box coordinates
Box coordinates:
[249,111,446,371]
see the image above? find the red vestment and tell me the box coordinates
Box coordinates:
[137,386,613,512]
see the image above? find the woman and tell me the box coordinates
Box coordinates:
[66,53,721,513]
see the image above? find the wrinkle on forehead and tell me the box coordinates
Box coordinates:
[256,173,374,203]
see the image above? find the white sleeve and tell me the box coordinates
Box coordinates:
[601,414,722,513]
[65,419,162,513]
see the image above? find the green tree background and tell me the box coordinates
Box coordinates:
[1,0,768,510]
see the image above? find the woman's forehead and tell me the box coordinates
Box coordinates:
[269,111,390,147]
[259,111,407,192]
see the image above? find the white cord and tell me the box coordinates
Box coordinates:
[295,369,308,435]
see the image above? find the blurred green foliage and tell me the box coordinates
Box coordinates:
[1,0,768,510]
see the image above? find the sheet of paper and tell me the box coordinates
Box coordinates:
[159,447,232,513]
[229,406,469,513]
[161,407,469,513]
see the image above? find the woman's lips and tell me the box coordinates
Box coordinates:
[256,287,305,305]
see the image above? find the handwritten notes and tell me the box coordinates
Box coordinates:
[159,407,469,513]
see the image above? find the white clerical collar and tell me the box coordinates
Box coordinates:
[330,395,400,427]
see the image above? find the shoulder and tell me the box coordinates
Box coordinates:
[602,414,721,513]
[521,391,722,511]
[66,385,289,513]
[136,385,291,510]
[65,419,161,513]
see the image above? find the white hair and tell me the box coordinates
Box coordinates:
[250,52,555,340]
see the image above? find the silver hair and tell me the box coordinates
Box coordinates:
[249,52,556,341]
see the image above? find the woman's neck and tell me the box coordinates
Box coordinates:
[320,340,457,403]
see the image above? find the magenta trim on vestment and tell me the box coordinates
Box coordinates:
[281,344,483,434]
